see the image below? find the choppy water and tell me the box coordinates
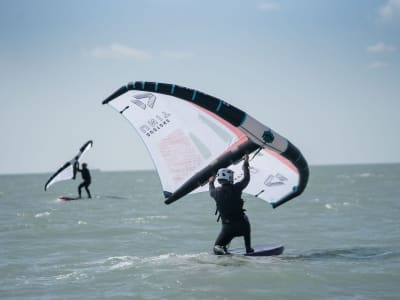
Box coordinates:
[1,164,399,299]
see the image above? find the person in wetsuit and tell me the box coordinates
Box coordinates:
[209,154,254,255]
[76,162,92,199]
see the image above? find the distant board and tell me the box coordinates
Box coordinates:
[229,244,284,256]
[58,196,80,201]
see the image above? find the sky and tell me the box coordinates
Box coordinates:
[0,0,399,174]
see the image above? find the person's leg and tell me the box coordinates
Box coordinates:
[78,182,84,198]
[84,183,92,198]
[242,215,253,253]
[214,225,234,255]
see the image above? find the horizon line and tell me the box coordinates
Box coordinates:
[1,161,400,176]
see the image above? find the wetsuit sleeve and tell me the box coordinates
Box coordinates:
[209,181,217,199]
[235,160,250,191]
[73,162,79,179]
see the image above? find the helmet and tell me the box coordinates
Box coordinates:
[216,168,234,184]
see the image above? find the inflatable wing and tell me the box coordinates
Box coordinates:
[102,82,308,208]
[44,140,93,191]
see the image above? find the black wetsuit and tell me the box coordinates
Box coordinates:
[77,166,91,198]
[209,161,252,254]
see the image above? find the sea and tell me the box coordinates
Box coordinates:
[1,164,399,300]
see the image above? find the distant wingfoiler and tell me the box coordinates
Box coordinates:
[44,140,93,191]
[102,82,308,208]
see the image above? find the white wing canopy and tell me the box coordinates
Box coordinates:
[106,91,247,195]
[44,140,93,191]
[103,82,308,208]
[229,149,299,204]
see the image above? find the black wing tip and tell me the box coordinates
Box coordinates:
[85,140,93,149]
[163,191,173,205]
[102,85,131,105]
[163,191,172,198]
[79,140,93,154]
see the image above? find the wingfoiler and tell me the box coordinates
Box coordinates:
[102,82,308,208]
[44,140,93,191]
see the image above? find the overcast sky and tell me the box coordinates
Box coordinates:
[0,0,399,174]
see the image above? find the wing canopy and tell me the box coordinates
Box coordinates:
[44,140,93,191]
[103,82,309,208]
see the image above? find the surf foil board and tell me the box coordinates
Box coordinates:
[229,244,284,256]
[58,196,80,201]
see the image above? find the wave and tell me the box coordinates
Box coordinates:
[284,246,399,261]
[34,211,50,218]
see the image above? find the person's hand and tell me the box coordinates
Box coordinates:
[209,176,216,183]
[243,153,249,168]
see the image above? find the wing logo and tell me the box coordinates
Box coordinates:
[262,129,274,143]
[139,112,171,137]
[265,173,287,187]
[131,93,156,109]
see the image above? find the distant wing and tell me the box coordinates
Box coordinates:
[78,140,93,159]
[44,161,76,191]
[102,82,309,208]
[44,140,93,191]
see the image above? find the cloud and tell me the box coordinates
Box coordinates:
[367,61,388,69]
[367,42,397,53]
[379,0,400,19]
[258,2,279,12]
[87,43,152,60]
[160,50,194,60]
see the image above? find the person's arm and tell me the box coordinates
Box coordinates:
[74,161,81,172]
[209,175,217,198]
[236,154,250,190]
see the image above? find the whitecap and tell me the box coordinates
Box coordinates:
[337,174,351,179]
[55,271,88,281]
[56,272,77,280]
[358,173,371,177]
[105,256,139,269]
[124,215,168,224]
[110,260,134,270]
[35,212,50,218]
[142,252,209,265]
[133,217,146,224]
[147,215,168,220]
